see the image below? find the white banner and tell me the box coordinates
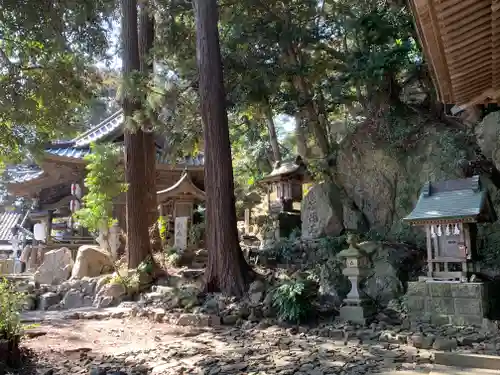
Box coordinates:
[174,216,189,250]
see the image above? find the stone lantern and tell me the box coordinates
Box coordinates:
[260,156,310,239]
[337,234,375,324]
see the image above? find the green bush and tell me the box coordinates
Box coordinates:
[0,278,25,341]
[272,278,317,323]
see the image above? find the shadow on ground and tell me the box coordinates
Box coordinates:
[2,322,416,375]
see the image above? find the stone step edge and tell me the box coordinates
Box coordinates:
[378,365,500,375]
[434,352,500,371]
[22,307,226,328]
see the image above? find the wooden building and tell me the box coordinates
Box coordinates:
[410,0,500,111]
[4,110,204,246]
[403,175,497,280]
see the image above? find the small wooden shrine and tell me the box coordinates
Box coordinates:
[403,175,497,280]
[260,156,310,238]
[157,171,206,250]
[4,110,205,249]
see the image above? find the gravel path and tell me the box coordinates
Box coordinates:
[8,316,438,375]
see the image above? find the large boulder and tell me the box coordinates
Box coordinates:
[475,111,500,170]
[93,282,127,308]
[337,121,468,235]
[70,245,114,280]
[301,183,344,239]
[358,241,425,307]
[33,247,73,285]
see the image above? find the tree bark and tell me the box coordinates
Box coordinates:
[262,99,281,164]
[192,0,253,296]
[294,112,310,159]
[139,1,158,230]
[122,0,151,268]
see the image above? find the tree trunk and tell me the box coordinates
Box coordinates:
[122,0,151,268]
[262,100,281,164]
[139,1,158,230]
[192,0,253,296]
[294,112,310,159]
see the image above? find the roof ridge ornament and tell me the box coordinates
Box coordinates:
[422,181,431,197]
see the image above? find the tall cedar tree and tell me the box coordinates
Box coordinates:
[139,1,158,229]
[192,0,254,296]
[121,0,152,268]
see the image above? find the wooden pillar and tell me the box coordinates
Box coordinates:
[46,211,53,244]
[425,225,432,277]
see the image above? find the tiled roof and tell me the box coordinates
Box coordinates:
[72,110,124,147]
[4,166,44,184]
[403,176,494,222]
[0,211,22,242]
[45,147,91,159]
[46,145,204,166]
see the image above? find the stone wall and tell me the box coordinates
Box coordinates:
[406,281,489,326]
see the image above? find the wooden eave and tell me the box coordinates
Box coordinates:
[157,171,206,202]
[410,0,500,109]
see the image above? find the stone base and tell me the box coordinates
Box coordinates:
[406,281,489,326]
[339,303,375,325]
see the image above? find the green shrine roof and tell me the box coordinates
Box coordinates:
[403,175,496,223]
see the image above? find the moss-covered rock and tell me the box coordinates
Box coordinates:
[338,112,470,245]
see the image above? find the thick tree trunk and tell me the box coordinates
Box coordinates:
[139,1,158,230]
[262,100,281,163]
[122,0,151,268]
[193,0,253,296]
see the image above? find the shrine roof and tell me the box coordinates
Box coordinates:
[0,211,22,243]
[409,0,500,109]
[261,156,308,183]
[4,166,44,184]
[157,171,205,201]
[403,175,496,223]
[72,110,124,147]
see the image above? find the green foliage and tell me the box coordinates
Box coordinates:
[109,256,154,296]
[158,216,168,242]
[74,143,127,233]
[188,222,205,247]
[0,0,116,162]
[0,278,25,340]
[164,246,182,267]
[272,278,317,323]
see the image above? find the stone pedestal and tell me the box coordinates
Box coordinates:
[406,281,489,326]
[337,234,375,325]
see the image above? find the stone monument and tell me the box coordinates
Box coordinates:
[337,234,375,324]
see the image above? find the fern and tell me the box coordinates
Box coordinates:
[272,279,317,323]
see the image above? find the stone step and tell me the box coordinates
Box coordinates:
[378,365,500,375]
[434,352,500,371]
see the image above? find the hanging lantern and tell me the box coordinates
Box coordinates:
[445,224,451,236]
[71,183,82,199]
[453,223,461,235]
[70,199,80,213]
[33,222,47,241]
[430,225,436,238]
[436,224,442,237]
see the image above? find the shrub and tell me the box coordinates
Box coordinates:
[164,246,182,267]
[272,278,317,323]
[0,278,25,341]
